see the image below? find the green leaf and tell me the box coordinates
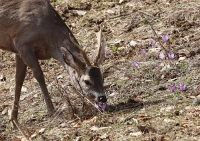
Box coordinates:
[112,46,118,51]
[115,80,125,86]
[169,37,173,42]
[142,19,148,25]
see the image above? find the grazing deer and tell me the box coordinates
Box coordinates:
[0,0,107,124]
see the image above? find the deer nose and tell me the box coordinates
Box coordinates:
[98,96,107,103]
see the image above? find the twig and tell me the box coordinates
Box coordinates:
[54,83,76,118]
[107,9,138,20]
[138,11,168,54]
[12,116,31,141]
[72,85,103,114]
[105,8,168,54]
[45,106,63,129]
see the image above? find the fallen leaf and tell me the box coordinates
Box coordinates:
[125,53,133,59]
[149,47,161,54]
[75,136,82,141]
[100,133,109,139]
[90,126,112,131]
[178,56,186,61]
[129,40,137,47]
[0,88,9,94]
[139,115,150,121]
[163,118,175,123]
[106,9,115,14]
[129,131,142,137]
[21,86,27,92]
[182,123,188,128]
[38,128,45,133]
[185,106,192,110]
[118,117,126,122]
[83,116,98,124]
[132,94,137,99]
[31,128,45,139]
[126,75,132,79]
[73,121,82,127]
[20,92,29,100]
[1,108,8,115]
[119,0,124,4]
[132,118,138,124]
[74,10,87,16]
[160,136,168,141]
[12,135,21,141]
[109,92,118,97]
[60,122,68,128]
[125,2,136,7]
[160,64,171,72]
[57,75,64,79]
[160,106,175,112]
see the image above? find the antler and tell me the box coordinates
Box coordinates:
[93,29,105,66]
[69,33,91,66]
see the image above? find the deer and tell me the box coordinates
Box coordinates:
[0,0,107,125]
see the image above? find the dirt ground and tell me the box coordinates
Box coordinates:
[1,0,200,140]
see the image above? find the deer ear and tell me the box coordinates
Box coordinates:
[61,47,85,72]
[93,29,105,66]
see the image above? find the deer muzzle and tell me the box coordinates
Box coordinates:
[98,96,107,103]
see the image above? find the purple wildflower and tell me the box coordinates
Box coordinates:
[151,40,156,46]
[169,85,175,92]
[168,53,174,59]
[105,50,111,57]
[133,62,139,68]
[99,103,107,111]
[163,35,169,42]
[141,49,146,57]
[159,52,165,59]
[179,84,186,91]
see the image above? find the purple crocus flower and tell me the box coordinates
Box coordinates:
[159,52,165,59]
[141,49,146,57]
[99,103,107,111]
[168,53,174,59]
[151,40,156,46]
[105,50,111,57]
[133,62,139,68]
[179,84,186,91]
[163,35,169,42]
[169,85,175,92]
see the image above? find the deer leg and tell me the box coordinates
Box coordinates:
[11,55,27,125]
[19,47,55,115]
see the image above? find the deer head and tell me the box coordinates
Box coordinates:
[61,29,107,107]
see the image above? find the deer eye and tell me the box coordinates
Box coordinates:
[84,80,91,86]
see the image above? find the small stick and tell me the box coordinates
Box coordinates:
[54,83,76,118]
[139,11,168,54]
[72,86,103,114]
[12,116,31,141]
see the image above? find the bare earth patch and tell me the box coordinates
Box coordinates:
[1,0,200,140]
